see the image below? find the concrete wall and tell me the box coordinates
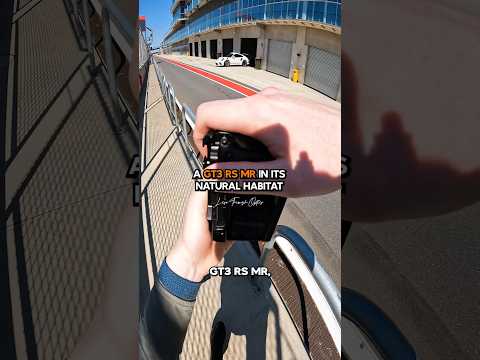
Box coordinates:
[305,28,340,56]
[304,28,341,100]
[264,25,298,43]
[260,25,341,84]
[184,24,341,101]
[292,27,307,81]
[186,25,341,58]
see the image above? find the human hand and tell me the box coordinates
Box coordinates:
[166,191,233,282]
[193,88,341,197]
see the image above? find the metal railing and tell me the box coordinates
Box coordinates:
[141,43,340,355]
[151,56,202,171]
[139,30,151,70]
[70,0,136,131]
[259,225,341,354]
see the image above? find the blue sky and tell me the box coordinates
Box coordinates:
[139,0,173,47]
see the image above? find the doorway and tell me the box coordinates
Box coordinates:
[240,38,257,67]
[210,39,217,59]
[222,38,233,56]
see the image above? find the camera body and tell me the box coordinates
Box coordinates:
[202,131,286,242]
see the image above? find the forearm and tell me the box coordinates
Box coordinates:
[139,260,202,360]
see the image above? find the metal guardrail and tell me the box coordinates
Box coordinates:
[139,31,150,70]
[140,25,154,70]
[264,225,341,321]
[151,56,202,170]
[141,33,340,355]
[260,225,341,354]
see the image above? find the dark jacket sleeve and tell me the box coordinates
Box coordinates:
[139,278,195,360]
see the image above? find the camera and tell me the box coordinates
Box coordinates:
[202,131,286,242]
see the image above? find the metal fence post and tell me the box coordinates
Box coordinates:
[259,236,276,268]
[250,235,276,292]
[167,85,172,112]
[170,88,178,127]
[181,106,188,143]
[169,89,175,121]
[102,7,123,131]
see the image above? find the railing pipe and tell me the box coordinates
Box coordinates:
[181,105,188,143]
[102,7,123,131]
[275,225,341,322]
[272,229,341,354]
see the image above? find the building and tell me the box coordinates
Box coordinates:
[162,0,341,100]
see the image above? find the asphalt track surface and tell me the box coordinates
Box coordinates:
[155,56,341,285]
[156,57,244,112]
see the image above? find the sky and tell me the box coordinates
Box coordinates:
[139,0,173,48]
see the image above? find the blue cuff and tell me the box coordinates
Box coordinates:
[158,259,202,301]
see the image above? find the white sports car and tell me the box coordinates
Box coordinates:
[215,52,250,67]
